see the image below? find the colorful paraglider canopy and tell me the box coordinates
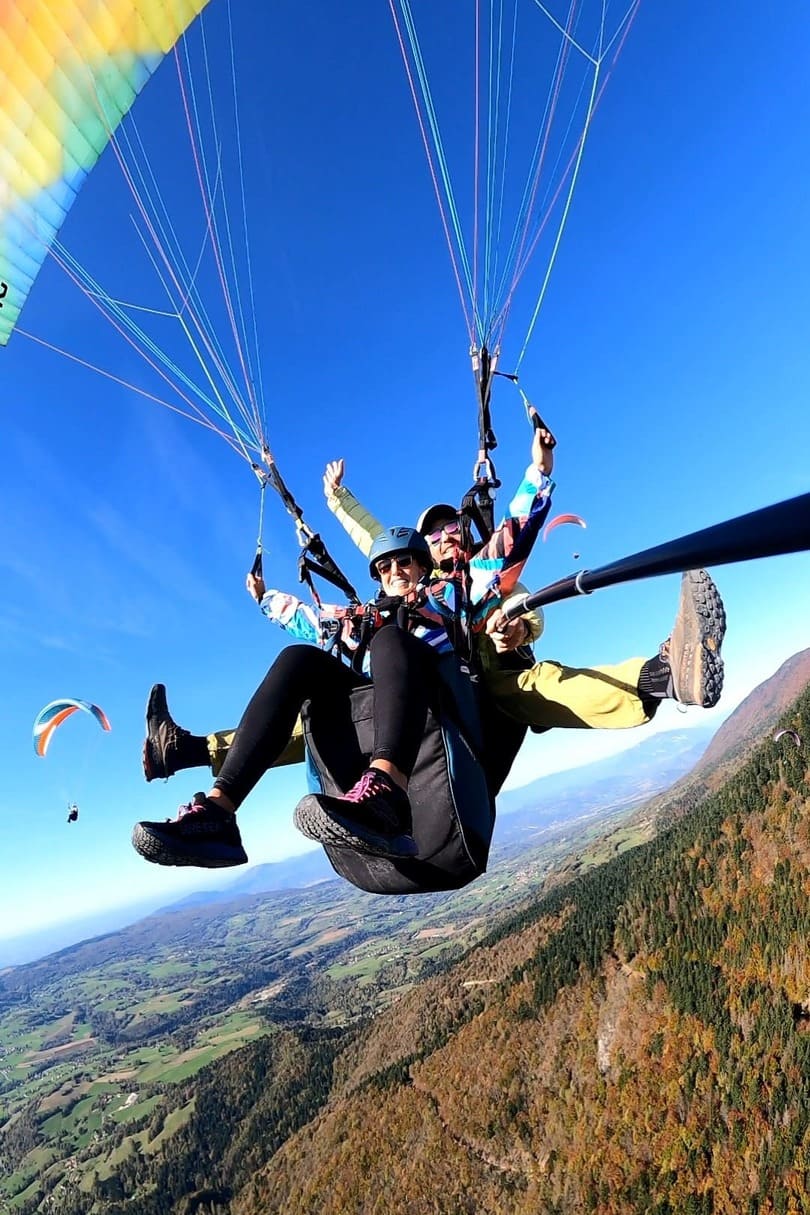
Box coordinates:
[0,0,212,345]
[542,513,587,543]
[773,728,802,747]
[33,698,111,758]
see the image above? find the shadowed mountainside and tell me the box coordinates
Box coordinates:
[641,647,810,834]
[696,647,810,776]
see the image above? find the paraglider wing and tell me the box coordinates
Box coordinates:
[0,0,212,345]
[773,728,802,747]
[542,513,587,543]
[33,698,111,758]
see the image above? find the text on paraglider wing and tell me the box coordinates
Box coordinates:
[0,282,7,305]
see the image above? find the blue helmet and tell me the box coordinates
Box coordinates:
[368,527,432,581]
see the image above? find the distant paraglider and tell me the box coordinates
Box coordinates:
[773,728,802,748]
[34,699,111,822]
[543,513,587,543]
[33,698,111,757]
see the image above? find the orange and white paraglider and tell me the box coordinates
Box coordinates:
[33,698,111,758]
[33,698,111,822]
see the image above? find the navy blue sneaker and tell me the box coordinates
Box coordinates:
[294,768,417,859]
[132,793,248,868]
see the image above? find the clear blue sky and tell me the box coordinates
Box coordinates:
[1,1,808,943]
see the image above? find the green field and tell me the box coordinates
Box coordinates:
[0,790,644,1213]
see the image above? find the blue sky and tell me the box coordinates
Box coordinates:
[1,0,809,944]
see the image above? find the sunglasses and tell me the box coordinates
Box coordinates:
[426,520,461,545]
[375,553,416,577]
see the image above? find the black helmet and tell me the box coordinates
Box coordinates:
[416,503,458,537]
[368,527,432,581]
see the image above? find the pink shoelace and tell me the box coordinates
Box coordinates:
[343,769,389,803]
[176,794,207,820]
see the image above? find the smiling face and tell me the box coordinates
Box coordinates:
[424,516,465,566]
[375,551,428,596]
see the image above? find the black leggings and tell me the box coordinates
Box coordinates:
[214,626,438,808]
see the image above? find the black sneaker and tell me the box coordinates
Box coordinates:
[661,570,726,708]
[131,794,248,868]
[142,684,194,781]
[293,769,418,859]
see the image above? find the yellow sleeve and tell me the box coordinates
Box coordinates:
[326,485,388,558]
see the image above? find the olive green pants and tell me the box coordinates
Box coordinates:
[483,657,652,731]
[207,716,305,776]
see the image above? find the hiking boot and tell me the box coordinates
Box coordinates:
[142,684,204,782]
[131,793,248,868]
[293,768,418,859]
[661,570,726,708]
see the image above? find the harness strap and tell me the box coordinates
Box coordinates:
[252,456,360,606]
[472,344,498,459]
[298,538,360,606]
[459,483,497,550]
[466,344,503,544]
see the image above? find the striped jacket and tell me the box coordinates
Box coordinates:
[259,466,552,671]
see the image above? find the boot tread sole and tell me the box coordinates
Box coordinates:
[294,796,417,858]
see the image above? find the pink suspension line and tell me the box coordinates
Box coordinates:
[494,0,579,343]
[388,0,476,347]
[173,47,264,443]
[68,56,253,429]
[494,0,642,352]
[473,0,482,340]
[101,102,250,426]
[17,318,243,458]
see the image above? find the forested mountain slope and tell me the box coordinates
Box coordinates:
[647,647,810,832]
[555,648,810,881]
[231,682,810,1214]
